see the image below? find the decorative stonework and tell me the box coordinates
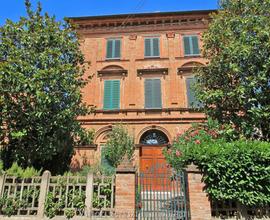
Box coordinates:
[166,32,175,38]
[69,10,214,35]
[137,67,168,76]
[129,34,137,40]
[97,65,128,77]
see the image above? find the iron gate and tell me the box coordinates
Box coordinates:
[136,164,189,220]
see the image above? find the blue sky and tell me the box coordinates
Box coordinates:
[0,0,218,25]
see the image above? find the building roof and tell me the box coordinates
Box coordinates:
[68,9,217,21]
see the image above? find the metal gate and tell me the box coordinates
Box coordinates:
[136,164,189,220]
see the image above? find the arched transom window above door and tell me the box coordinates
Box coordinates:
[139,129,169,145]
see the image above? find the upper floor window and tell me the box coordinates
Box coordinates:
[106,39,121,59]
[145,78,162,109]
[186,77,202,108]
[103,80,120,110]
[144,37,160,58]
[183,35,200,56]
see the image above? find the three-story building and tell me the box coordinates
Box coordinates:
[69,10,214,172]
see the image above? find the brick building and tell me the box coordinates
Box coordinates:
[69,10,214,171]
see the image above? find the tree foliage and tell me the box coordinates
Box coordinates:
[196,0,270,140]
[104,125,134,167]
[165,120,270,206]
[0,1,90,174]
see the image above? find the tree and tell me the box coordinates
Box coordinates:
[0,1,91,174]
[104,125,134,168]
[196,0,270,140]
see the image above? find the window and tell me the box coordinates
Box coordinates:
[106,39,121,59]
[103,80,120,110]
[144,37,160,57]
[186,77,202,108]
[183,35,200,56]
[145,79,162,109]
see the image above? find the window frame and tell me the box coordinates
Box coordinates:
[185,76,202,108]
[144,78,162,109]
[106,38,121,60]
[103,79,120,110]
[144,37,160,58]
[183,35,200,57]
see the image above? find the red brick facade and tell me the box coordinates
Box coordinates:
[69,10,213,170]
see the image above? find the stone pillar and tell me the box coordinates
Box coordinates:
[115,155,136,220]
[37,170,51,217]
[187,164,212,220]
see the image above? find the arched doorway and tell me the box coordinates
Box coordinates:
[137,129,189,219]
[139,129,169,174]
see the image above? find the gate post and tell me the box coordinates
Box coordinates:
[115,155,136,220]
[186,164,212,220]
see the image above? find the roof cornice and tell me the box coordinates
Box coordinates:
[68,10,216,34]
[68,9,217,21]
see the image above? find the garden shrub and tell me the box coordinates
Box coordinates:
[5,162,41,178]
[165,120,270,206]
[104,125,134,167]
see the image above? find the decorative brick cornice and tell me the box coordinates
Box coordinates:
[97,69,128,77]
[69,10,214,35]
[178,66,207,75]
[137,68,168,76]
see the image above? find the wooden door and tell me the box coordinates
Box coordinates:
[139,145,171,191]
[140,145,167,173]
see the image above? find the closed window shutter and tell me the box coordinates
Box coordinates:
[114,39,121,58]
[106,39,121,59]
[104,80,112,109]
[152,38,160,57]
[103,80,120,110]
[145,79,162,109]
[145,38,151,57]
[191,36,200,55]
[184,36,200,56]
[186,78,202,108]
[106,40,113,58]
[111,80,120,109]
[152,79,162,108]
[184,36,191,55]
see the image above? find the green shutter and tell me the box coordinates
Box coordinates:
[152,38,160,57]
[103,80,120,110]
[145,38,160,57]
[186,78,202,108]
[104,80,112,109]
[145,38,151,57]
[152,79,162,108]
[114,39,121,58]
[111,80,120,109]
[191,36,200,55]
[106,40,113,58]
[184,36,200,56]
[145,79,162,109]
[184,36,191,56]
[106,39,121,59]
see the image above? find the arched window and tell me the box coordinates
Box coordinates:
[139,129,169,145]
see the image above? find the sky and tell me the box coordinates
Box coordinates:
[0,0,218,26]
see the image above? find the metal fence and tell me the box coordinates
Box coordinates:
[0,171,115,219]
[136,166,188,220]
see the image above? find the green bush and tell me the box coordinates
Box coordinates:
[104,125,134,167]
[5,162,41,178]
[165,120,270,206]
